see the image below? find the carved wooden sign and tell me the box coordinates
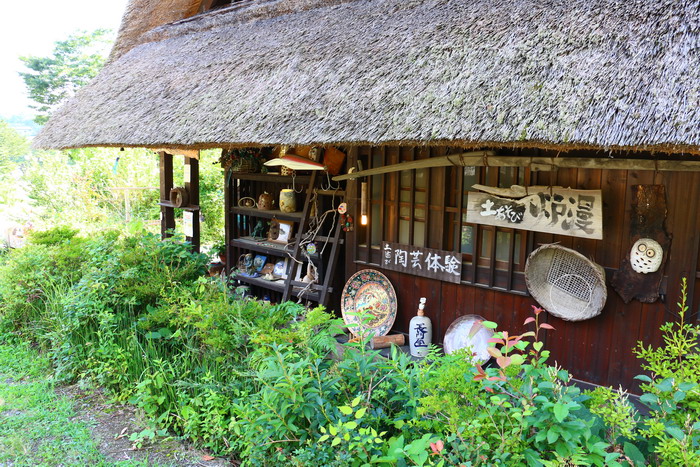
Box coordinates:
[381,242,462,284]
[466,185,603,240]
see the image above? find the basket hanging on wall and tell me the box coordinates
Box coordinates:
[525,244,607,321]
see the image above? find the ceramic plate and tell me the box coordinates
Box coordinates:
[341,269,397,338]
[443,314,494,363]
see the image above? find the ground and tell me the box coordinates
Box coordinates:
[55,385,233,467]
[0,343,233,466]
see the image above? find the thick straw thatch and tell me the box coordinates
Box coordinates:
[108,0,202,61]
[35,0,700,155]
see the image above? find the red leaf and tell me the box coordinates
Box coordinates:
[487,337,505,345]
[484,386,494,393]
[523,317,536,325]
[468,321,484,338]
[487,347,502,359]
[473,373,486,381]
[532,305,544,315]
[505,337,521,349]
[430,440,445,454]
[539,323,555,330]
[496,355,512,369]
[202,455,216,461]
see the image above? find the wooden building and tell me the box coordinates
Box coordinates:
[35,0,700,391]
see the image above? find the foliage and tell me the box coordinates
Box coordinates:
[0,119,30,208]
[634,277,700,466]
[467,308,618,466]
[0,119,30,173]
[1,230,699,465]
[19,29,114,124]
[585,386,638,444]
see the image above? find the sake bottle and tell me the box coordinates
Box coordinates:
[409,297,431,357]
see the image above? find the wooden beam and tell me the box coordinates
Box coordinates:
[159,151,175,238]
[333,152,700,181]
[184,156,200,253]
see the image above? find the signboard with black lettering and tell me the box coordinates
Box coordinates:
[466,187,603,240]
[381,242,462,283]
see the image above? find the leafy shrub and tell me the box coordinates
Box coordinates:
[4,229,700,466]
[28,226,79,245]
[635,277,700,466]
[461,308,617,466]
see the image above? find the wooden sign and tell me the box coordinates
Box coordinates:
[466,186,603,240]
[381,242,462,284]
[183,211,194,237]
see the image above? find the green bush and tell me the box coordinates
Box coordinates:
[634,277,700,466]
[3,230,699,466]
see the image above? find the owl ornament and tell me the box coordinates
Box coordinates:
[630,238,663,274]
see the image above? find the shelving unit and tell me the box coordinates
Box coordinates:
[224,169,345,307]
[158,151,200,251]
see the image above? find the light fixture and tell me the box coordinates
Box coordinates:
[360,181,368,226]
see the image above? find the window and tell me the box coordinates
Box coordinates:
[357,146,531,294]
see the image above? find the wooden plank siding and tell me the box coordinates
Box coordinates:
[345,145,700,392]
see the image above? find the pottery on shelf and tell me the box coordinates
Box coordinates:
[279,189,297,213]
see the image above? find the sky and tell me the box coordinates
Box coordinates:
[0,0,129,120]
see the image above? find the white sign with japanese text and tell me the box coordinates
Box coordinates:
[381,242,462,284]
[466,188,603,240]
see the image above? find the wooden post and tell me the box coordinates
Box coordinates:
[184,155,200,252]
[159,151,175,238]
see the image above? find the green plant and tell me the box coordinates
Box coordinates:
[318,397,444,467]
[585,386,638,444]
[470,306,617,466]
[635,277,700,466]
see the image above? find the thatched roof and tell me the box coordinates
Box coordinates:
[35,0,700,155]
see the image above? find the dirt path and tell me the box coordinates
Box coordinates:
[56,385,234,467]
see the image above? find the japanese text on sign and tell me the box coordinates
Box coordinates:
[466,188,603,240]
[381,242,463,283]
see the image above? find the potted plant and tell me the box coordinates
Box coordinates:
[211,239,227,264]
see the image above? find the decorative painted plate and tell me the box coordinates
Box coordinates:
[341,269,397,338]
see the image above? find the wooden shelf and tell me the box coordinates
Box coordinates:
[230,173,311,184]
[233,274,321,301]
[158,200,200,211]
[233,274,286,292]
[316,189,346,197]
[230,206,303,222]
[231,237,292,256]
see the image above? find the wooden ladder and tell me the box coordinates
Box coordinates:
[282,172,345,307]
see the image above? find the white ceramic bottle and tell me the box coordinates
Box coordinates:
[409,297,432,357]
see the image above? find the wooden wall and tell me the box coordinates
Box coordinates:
[343,146,700,392]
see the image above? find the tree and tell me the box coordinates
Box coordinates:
[19,29,114,125]
[0,119,30,174]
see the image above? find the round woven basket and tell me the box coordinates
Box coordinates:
[525,244,607,321]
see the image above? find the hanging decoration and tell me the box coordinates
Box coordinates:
[525,244,607,321]
[630,238,663,274]
[612,185,671,303]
